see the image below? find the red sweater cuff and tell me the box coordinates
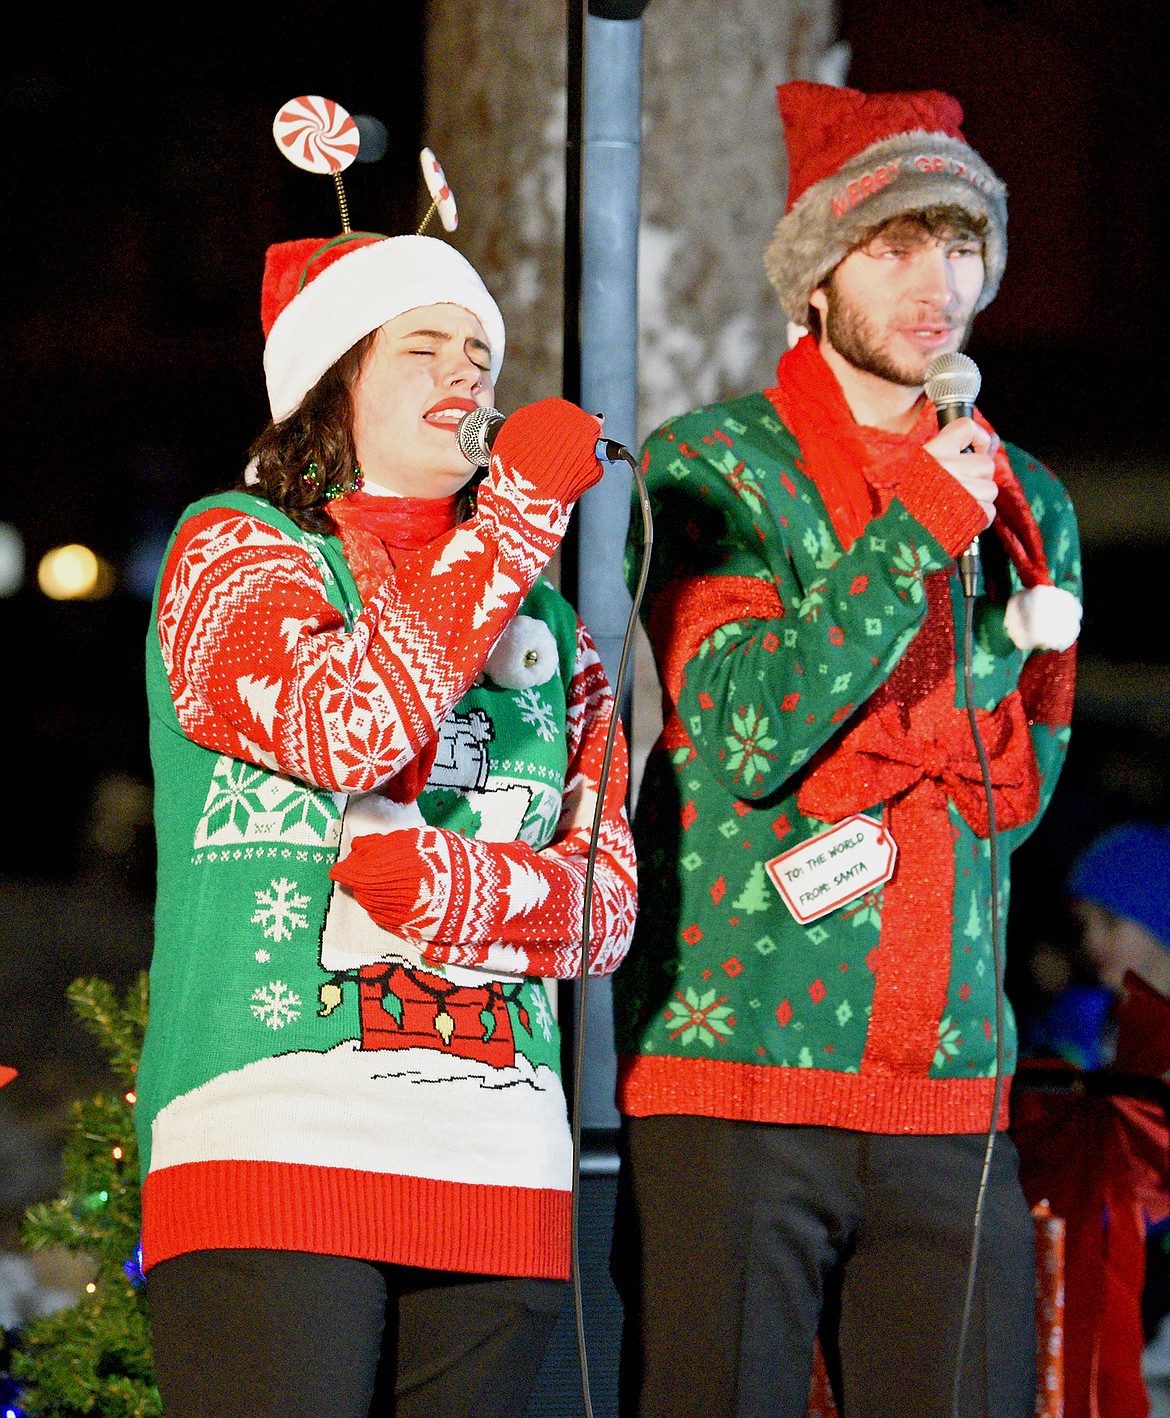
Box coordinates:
[892,447,988,559]
[490,398,604,505]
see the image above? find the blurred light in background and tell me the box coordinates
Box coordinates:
[37,544,116,601]
[0,522,24,597]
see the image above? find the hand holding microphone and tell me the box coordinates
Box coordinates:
[923,353,996,597]
[458,400,631,471]
[924,419,999,528]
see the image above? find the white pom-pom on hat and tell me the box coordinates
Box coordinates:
[485,616,559,690]
[1003,584,1081,652]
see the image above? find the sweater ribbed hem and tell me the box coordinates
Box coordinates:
[141,1160,571,1279]
[616,1054,1011,1135]
[894,449,988,560]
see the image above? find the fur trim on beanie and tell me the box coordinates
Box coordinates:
[262,234,505,423]
[765,82,1007,326]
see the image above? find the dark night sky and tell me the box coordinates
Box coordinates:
[1,5,428,876]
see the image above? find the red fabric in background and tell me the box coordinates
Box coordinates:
[1012,973,1170,1418]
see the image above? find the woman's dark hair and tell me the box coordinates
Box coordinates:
[243,330,378,534]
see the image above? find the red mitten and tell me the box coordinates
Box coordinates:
[331,830,428,932]
[331,828,566,945]
[490,397,604,505]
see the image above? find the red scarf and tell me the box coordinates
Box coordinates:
[770,336,1044,1084]
[326,490,462,801]
[769,335,1052,588]
[327,491,461,604]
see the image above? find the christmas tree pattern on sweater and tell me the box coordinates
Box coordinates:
[615,391,1078,1135]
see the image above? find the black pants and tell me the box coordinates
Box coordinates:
[147,1248,565,1417]
[612,1116,1037,1418]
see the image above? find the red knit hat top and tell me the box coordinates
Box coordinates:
[260,233,385,338]
[765,80,1007,326]
[779,82,967,214]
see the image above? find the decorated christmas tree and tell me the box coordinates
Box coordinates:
[10,974,158,1417]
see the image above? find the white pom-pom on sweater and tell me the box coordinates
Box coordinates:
[484,615,559,689]
[1003,584,1081,652]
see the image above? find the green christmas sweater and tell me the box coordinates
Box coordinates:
[138,478,636,1280]
[615,355,1080,1135]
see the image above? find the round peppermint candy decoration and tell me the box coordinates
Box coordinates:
[420,147,459,231]
[273,95,360,174]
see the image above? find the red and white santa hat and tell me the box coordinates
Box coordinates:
[765,81,1008,326]
[261,232,506,422]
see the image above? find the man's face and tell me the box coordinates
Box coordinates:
[809,218,985,388]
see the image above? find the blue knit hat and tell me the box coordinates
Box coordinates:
[1067,823,1170,951]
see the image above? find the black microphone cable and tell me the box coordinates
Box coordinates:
[458,405,652,1414]
[568,442,652,1418]
[921,353,1009,1418]
[950,562,1006,1418]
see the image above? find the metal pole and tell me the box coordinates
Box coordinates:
[574,0,647,1133]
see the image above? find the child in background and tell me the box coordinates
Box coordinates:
[1013,822,1170,1418]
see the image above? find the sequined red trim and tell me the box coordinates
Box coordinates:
[617,1053,1010,1134]
[1019,644,1077,730]
[798,575,1040,1077]
[646,574,785,702]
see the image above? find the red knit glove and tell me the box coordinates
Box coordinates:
[331,828,586,949]
[329,820,633,978]
[490,397,604,504]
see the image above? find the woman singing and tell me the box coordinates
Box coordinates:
[138,229,638,1416]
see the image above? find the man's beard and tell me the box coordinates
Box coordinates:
[822,284,971,388]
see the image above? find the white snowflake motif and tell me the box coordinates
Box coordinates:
[250,980,302,1029]
[255,949,271,963]
[251,878,311,942]
[529,985,555,1044]
[516,687,558,743]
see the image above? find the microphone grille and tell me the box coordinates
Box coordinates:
[924,352,981,410]
[456,405,501,467]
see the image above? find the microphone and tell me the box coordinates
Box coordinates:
[457,405,630,469]
[924,352,983,598]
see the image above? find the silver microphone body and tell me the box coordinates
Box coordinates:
[456,405,507,467]
[456,405,629,469]
[924,353,983,597]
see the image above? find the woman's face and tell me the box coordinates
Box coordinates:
[350,303,496,497]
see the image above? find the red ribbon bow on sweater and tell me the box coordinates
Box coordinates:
[797,688,1040,839]
[793,581,1041,1079]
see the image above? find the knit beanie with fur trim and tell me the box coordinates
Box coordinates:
[764,81,1008,326]
[262,232,506,423]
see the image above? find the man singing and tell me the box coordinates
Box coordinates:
[613,81,1082,1418]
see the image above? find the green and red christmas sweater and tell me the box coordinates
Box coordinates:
[138,403,637,1280]
[614,337,1080,1134]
